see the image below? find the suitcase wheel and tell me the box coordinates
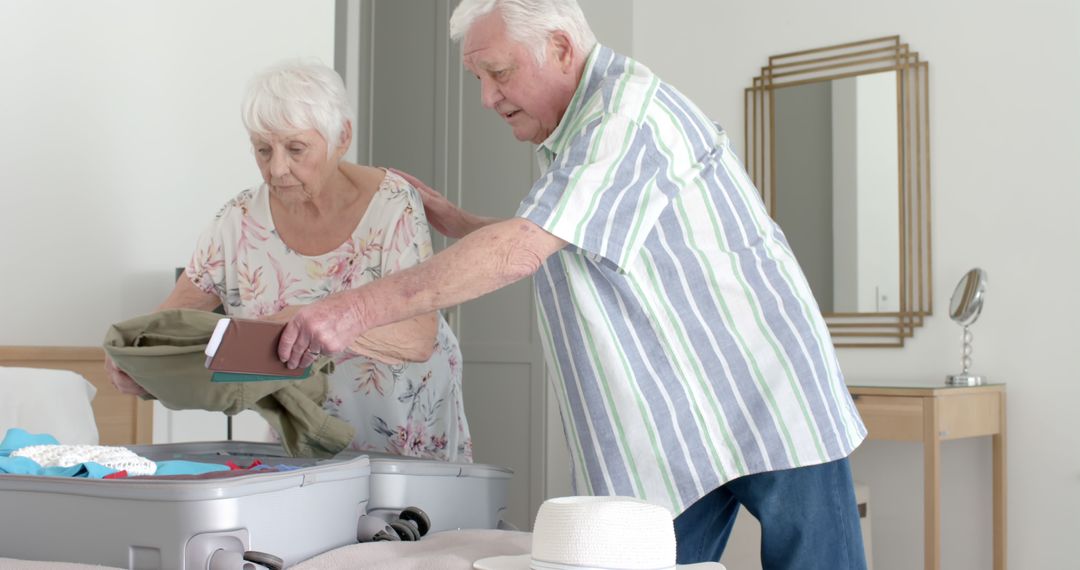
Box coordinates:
[398,506,431,537]
[390,519,420,541]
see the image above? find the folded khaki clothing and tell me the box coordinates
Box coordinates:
[103,309,355,458]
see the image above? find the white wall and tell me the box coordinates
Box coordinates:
[0,0,336,346]
[633,1,1080,569]
[0,0,335,444]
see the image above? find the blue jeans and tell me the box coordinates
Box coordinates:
[674,457,866,569]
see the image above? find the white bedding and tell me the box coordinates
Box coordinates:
[0,367,99,445]
[0,529,532,570]
[293,529,531,569]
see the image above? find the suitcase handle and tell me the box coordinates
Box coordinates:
[208,548,283,570]
[244,551,285,570]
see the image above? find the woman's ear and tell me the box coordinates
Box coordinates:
[335,120,353,159]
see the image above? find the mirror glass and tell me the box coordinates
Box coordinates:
[949,268,987,327]
[745,36,932,347]
[773,71,900,313]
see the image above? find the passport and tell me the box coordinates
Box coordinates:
[204,318,313,382]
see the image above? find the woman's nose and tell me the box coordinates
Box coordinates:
[268,152,289,177]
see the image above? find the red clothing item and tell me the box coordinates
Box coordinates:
[225,459,263,471]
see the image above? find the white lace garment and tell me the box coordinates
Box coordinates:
[11,444,157,476]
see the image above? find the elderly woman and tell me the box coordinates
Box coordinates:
[106,61,471,462]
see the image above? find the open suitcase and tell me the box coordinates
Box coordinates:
[0,441,512,569]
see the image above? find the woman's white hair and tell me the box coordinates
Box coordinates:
[450,0,597,64]
[241,60,352,158]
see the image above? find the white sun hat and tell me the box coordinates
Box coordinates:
[474,496,726,570]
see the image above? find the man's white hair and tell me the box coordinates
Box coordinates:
[450,0,597,64]
[241,60,353,158]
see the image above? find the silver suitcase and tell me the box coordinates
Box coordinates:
[364,450,513,533]
[0,441,512,569]
[157,443,514,534]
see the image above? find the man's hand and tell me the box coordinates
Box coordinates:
[264,305,300,323]
[277,292,368,370]
[104,356,149,398]
[389,168,493,239]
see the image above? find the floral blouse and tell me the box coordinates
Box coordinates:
[186,170,472,462]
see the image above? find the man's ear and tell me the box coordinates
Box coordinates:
[549,30,575,73]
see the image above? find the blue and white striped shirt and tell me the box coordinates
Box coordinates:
[516,45,866,515]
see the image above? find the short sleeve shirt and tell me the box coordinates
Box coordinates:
[516,45,866,514]
[187,171,472,462]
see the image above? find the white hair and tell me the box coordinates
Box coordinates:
[450,0,597,64]
[241,60,352,157]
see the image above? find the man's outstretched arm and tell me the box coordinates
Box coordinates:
[278,216,566,369]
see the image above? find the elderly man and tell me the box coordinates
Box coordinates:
[281,0,867,567]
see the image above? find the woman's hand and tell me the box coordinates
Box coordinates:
[388,168,494,239]
[104,356,149,398]
[349,312,437,364]
[104,272,217,397]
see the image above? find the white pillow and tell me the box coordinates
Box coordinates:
[0,367,99,445]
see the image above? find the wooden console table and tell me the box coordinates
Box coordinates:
[848,383,1006,570]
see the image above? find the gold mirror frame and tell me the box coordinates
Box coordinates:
[745,36,931,348]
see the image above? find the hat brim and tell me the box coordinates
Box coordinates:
[473,554,529,570]
[473,555,726,570]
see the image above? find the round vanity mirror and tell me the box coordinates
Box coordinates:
[949,268,987,327]
[946,268,988,386]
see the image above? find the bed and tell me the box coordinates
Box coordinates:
[0,346,152,446]
[0,345,531,570]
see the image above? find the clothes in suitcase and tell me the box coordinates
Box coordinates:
[0,440,513,569]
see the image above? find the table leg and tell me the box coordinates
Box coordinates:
[923,397,941,570]
[993,392,1007,570]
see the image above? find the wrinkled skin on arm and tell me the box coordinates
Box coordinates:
[265,305,437,364]
[279,216,566,370]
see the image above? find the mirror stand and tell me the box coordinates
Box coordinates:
[946,325,985,386]
[945,268,988,386]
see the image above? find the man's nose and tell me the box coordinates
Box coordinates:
[479,77,501,110]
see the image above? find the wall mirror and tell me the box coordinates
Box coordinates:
[745,36,931,347]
